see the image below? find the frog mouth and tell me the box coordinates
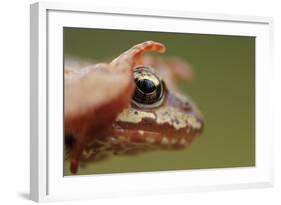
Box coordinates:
[111,119,201,149]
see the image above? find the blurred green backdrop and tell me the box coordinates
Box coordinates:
[63,28,255,176]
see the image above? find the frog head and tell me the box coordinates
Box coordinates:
[111,65,204,149]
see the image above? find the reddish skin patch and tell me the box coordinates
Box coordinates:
[64,41,166,174]
[65,81,134,174]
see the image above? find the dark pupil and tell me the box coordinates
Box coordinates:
[136,79,156,93]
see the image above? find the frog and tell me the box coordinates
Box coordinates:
[64,41,204,174]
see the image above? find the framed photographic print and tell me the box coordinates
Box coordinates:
[30,2,274,202]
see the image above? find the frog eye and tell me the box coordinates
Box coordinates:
[132,66,165,108]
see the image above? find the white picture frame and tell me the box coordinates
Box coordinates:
[30,1,274,202]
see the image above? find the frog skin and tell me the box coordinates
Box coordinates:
[64,41,204,174]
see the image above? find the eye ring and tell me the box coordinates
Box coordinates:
[132,66,165,109]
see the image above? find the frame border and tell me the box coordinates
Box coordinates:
[30,1,274,202]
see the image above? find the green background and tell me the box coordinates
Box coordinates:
[63,28,255,176]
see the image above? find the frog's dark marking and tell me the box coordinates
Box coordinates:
[65,134,76,149]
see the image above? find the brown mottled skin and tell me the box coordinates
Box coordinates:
[64,41,204,174]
